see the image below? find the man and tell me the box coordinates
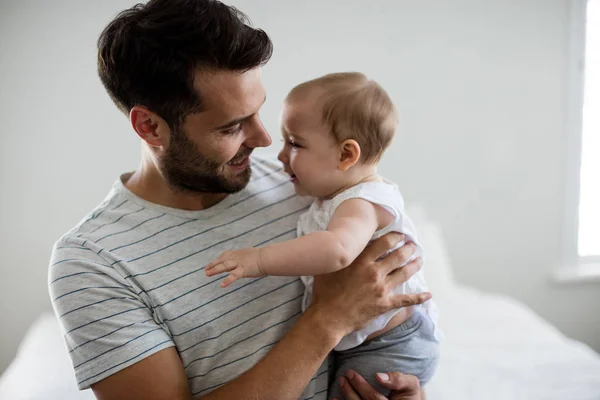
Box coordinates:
[48,1,430,399]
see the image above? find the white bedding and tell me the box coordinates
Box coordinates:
[0,313,96,400]
[427,286,600,399]
[1,209,599,400]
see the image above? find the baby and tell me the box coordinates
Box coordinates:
[206,72,440,398]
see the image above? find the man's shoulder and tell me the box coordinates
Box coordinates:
[50,154,310,265]
[56,191,138,241]
[49,182,140,262]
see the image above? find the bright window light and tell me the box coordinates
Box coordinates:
[578,0,600,257]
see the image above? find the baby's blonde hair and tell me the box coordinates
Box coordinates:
[286,72,398,164]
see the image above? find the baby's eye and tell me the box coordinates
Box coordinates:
[280,136,301,148]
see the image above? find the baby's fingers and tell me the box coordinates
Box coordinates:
[205,259,238,276]
[221,271,241,288]
[204,258,220,274]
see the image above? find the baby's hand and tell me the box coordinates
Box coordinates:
[205,247,264,287]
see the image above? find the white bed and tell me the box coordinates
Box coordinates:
[2,209,600,400]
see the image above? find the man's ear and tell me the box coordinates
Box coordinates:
[338,139,361,171]
[129,106,170,148]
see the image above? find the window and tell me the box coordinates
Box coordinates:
[578,0,600,258]
[559,0,600,281]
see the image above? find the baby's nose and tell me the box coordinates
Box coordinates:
[277,150,288,164]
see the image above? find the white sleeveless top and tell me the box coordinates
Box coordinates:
[298,179,440,351]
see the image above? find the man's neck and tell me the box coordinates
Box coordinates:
[124,161,228,212]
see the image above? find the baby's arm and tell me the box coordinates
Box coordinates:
[206,198,386,287]
[263,198,380,275]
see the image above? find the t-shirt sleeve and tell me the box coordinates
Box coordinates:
[48,240,175,390]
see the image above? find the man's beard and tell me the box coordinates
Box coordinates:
[160,130,252,194]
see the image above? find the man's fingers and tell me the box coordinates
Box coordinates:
[362,232,405,261]
[337,370,422,400]
[336,376,362,400]
[378,243,418,274]
[386,256,422,286]
[390,292,432,309]
[343,369,386,400]
[376,372,421,396]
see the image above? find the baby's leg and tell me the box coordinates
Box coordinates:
[328,311,439,400]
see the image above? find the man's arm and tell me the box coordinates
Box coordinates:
[92,307,336,400]
[91,233,430,400]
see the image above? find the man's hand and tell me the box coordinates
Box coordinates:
[310,232,431,339]
[333,369,422,400]
[205,247,264,287]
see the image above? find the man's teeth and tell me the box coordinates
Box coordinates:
[229,158,245,166]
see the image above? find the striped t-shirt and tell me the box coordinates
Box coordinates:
[48,155,328,399]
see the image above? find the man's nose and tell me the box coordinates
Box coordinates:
[244,116,272,149]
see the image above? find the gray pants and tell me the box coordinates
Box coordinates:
[328,311,439,399]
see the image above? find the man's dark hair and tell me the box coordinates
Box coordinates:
[97,0,273,129]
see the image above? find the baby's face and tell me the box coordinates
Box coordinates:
[277,97,344,198]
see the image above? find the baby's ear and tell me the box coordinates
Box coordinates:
[338,139,361,171]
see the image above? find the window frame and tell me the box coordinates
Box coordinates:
[559,0,600,281]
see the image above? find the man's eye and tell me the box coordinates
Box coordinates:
[222,124,242,135]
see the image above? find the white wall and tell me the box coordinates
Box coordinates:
[1,0,599,374]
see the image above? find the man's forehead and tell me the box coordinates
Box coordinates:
[186,68,265,130]
[193,68,264,111]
